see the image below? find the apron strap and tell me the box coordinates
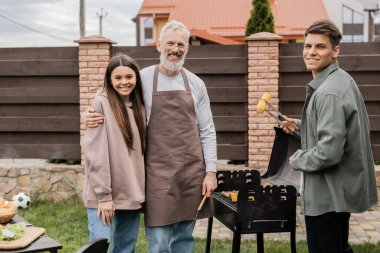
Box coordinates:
[180,69,191,94]
[153,65,160,95]
[152,64,191,95]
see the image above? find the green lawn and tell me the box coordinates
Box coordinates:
[18,203,380,253]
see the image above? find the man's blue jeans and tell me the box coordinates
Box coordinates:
[87,208,140,253]
[145,220,196,253]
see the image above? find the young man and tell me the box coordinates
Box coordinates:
[282,19,378,253]
[85,20,217,253]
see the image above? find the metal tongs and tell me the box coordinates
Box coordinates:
[186,194,208,230]
[256,92,300,140]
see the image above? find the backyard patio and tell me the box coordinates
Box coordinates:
[17,192,380,253]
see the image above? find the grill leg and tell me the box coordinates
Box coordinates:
[205,217,213,253]
[257,232,264,253]
[232,223,241,253]
[290,227,296,253]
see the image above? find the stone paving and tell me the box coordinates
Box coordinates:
[194,177,380,243]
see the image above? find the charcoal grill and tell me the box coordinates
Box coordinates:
[205,127,300,253]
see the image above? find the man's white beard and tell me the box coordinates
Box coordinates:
[160,52,185,72]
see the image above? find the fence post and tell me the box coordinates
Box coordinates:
[75,36,116,163]
[246,32,283,168]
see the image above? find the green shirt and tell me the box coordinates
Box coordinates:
[291,62,378,216]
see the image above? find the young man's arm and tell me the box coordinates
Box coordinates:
[291,94,346,172]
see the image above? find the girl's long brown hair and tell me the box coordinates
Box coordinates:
[103,54,146,153]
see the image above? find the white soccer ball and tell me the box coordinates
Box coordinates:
[11,192,31,209]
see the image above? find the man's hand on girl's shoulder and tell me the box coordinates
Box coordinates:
[84,107,104,128]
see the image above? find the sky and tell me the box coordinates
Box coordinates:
[1,0,379,48]
[0,0,144,48]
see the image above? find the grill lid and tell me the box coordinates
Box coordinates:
[261,127,301,190]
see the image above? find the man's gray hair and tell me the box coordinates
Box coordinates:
[159,20,190,45]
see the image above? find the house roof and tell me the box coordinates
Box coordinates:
[137,0,329,38]
[190,29,242,44]
[138,0,176,16]
[272,0,329,35]
[145,29,242,46]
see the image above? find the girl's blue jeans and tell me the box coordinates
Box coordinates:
[87,208,140,253]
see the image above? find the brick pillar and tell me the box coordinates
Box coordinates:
[75,36,116,162]
[246,32,283,168]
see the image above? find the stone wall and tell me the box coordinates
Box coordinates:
[1,159,379,203]
[0,160,84,202]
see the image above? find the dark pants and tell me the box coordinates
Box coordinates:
[305,212,353,253]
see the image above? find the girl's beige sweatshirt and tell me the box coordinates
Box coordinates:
[81,91,145,210]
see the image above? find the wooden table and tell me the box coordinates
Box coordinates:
[0,215,62,253]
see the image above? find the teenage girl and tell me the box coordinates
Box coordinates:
[81,54,146,252]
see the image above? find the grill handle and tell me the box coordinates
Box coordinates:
[248,219,288,229]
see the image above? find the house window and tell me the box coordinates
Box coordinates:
[144,38,154,45]
[342,5,364,42]
[343,7,353,23]
[353,35,364,42]
[144,18,154,45]
[373,13,380,41]
[353,11,364,24]
[144,17,153,27]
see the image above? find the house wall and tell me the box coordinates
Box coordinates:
[280,35,304,44]
[138,17,148,46]
[135,17,141,46]
[323,0,369,41]
[154,18,169,41]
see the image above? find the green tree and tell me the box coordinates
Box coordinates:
[245,0,275,36]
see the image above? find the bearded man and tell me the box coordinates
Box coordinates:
[85,20,217,253]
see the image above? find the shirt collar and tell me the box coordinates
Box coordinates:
[307,62,339,91]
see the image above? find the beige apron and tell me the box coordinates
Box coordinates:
[145,65,213,226]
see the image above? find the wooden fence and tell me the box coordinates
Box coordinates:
[0,45,248,160]
[1,42,379,161]
[279,42,380,159]
[113,45,248,160]
[0,47,80,159]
